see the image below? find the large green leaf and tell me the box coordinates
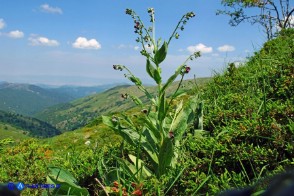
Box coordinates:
[130,95,143,106]
[102,115,117,129]
[141,140,159,166]
[141,117,161,140]
[158,93,167,122]
[154,41,168,65]
[158,137,174,177]
[129,76,142,85]
[119,128,141,146]
[128,154,152,177]
[146,59,162,84]
[46,167,89,196]
[171,97,198,143]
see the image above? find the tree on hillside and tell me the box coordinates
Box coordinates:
[217,0,294,40]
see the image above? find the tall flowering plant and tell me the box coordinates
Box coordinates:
[102,8,202,194]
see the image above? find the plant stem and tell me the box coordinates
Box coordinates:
[167,15,185,45]
[95,178,109,196]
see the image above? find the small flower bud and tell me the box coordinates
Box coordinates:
[113,181,119,187]
[140,49,148,56]
[141,109,148,114]
[112,116,118,122]
[113,65,123,71]
[131,182,137,187]
[144,36,149,42]
[175,33,180,39]
[147,8,154,14]
[125,9,133,15]
[168,131,174,139]
[181,65,191,75]
[121,93,129,100]
[185,66,191,73]
[194,51,201,58]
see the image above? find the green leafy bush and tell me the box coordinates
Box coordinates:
[173,28,294,195]
[0,139,52,195]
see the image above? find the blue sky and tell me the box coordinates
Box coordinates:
[0,0,267,86]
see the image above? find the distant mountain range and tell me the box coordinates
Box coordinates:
[35,78,211,132]
[0,82,119,116]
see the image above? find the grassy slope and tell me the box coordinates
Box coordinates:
[175,29,294,195]
[35,78,210,132]
[0,110,61,138]
[0,123,30,141]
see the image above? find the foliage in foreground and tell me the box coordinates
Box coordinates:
[101,8,203,195]
[0,11,293,196]
[174,28,294,195]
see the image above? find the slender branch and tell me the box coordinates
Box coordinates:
[95,178,109,196]
[284,8,294,28]
[167,15,185,45]
[269,1,282,28]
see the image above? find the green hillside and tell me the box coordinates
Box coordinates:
[0,110,61,138]
[0,123,31,141]
[0,82,73,116]
[35,78,210,132]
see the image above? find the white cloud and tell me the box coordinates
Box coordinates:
[118,44,126,49]
[0,18,5,29]
[217,45,235,52]
[40,4,63,14]
[29,35,59,46]
[187,43,213,54]
[134,46,140,50]
[72,37,101,50]
[7,30,24,38]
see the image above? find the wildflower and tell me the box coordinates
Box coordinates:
[85,141,91,146]
[131,182,136,187]
[132,189,143,196]
[181,65,191,75]
[111,187,119,193]
[113,181,119,187]
[185,66,191,73]
[168,131,174,139]
[134,21,140,29]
